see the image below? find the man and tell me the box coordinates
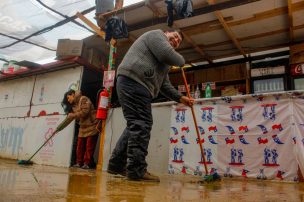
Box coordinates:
[107,29,194,182]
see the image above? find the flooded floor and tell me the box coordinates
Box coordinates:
[1,159,304,202]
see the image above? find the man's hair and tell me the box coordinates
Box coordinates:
[165,29,183,40]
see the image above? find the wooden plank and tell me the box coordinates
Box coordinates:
[181,16,233,32]
[96,121,106,170]
[96,0,124,171]
[181,31,213,63]
[76,12,116,46]
[187,42,290,63]
[145,0,166,17]
[207,0,246,57]
[184,1,304,36]
[179,24,304,52]
[142,2,213,63]
[288,0,294,42]
[246,62,250,94]
[127,0,260,31]
[206,43,290,60]
[96,14,107,29]
[213,11,246,57]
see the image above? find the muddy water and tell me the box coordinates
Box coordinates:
[1,159,304,202]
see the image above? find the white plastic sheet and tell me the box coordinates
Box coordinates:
[0,0,96,66]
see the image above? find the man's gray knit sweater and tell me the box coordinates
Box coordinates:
[117,29,185,102]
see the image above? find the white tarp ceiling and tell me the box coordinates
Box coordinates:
[0,0,135,67]
[1,0,303,69]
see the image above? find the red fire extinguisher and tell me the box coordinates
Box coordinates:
[96,88,109,120]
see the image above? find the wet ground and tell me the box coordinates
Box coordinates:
[1,159,304,202]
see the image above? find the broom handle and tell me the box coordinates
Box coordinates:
[180,67,209,175]
[26,130,58,162]
[26,116,73,162]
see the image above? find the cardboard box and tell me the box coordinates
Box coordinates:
[87,48,106,68]
[56,39,84,59]
[290,43,304,64]
[221,85,239,96]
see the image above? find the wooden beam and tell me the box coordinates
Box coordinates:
[127,0,260,32]
[288,0,294,42]
[99,1,146,18]
[181,31,213,63]
[145,0,166,17]
[92,15,136,44]
[96,14,106,29]
[189,43,290,63]
[100,0,165,18]
[96,0,124,171]
[179,23,304,52]
[294,24,304,30]
[208,0,246,57]
[76,12,116,46]
[101,0,258,19]
[181,16,233,32]
[139,0,214,63]
[184,1,304,36]
[215,12,246,57]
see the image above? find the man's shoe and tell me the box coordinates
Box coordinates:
[128,172,160,182]
[107,169,127,176]
[142,172,160,182]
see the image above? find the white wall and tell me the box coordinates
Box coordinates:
[0,76,34,118]
[102,103,174,174]
[0,66,83,167]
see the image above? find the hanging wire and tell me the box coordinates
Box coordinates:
[0,58,8,62]
[0,33,56,51]
[35,0,94,33]
[0,6,96,49]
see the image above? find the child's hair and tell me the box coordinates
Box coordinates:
[61,89,75,114]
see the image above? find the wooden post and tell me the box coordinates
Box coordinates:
[96,121,107,170]
[76,12,118,170]
[246,61,251,94]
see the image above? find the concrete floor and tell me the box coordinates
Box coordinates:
[1,159,304,202]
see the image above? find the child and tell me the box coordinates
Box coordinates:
[62,90,99,169]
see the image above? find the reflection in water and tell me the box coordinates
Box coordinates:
[0,169,17,190]
[1,159,304,202]
[67,173,97,199]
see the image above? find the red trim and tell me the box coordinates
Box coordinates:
[0,57,103,81]
[291,63,304,75]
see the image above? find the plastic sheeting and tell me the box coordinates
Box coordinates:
[0,0,98,67]
[169,91,304,182]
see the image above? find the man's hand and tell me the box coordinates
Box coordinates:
[67,113,76,120]
[180,96,194,107]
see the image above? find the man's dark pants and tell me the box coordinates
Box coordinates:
[108,75,153,179]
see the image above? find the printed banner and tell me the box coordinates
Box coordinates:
[178,85,190,93]
[103,70,116,88]
[168,92,304,182]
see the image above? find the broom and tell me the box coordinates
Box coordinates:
[180,67,221,182]
[17,116,74,165]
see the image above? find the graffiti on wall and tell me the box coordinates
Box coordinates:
[0,125,24,156]
[39,117,60,162]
